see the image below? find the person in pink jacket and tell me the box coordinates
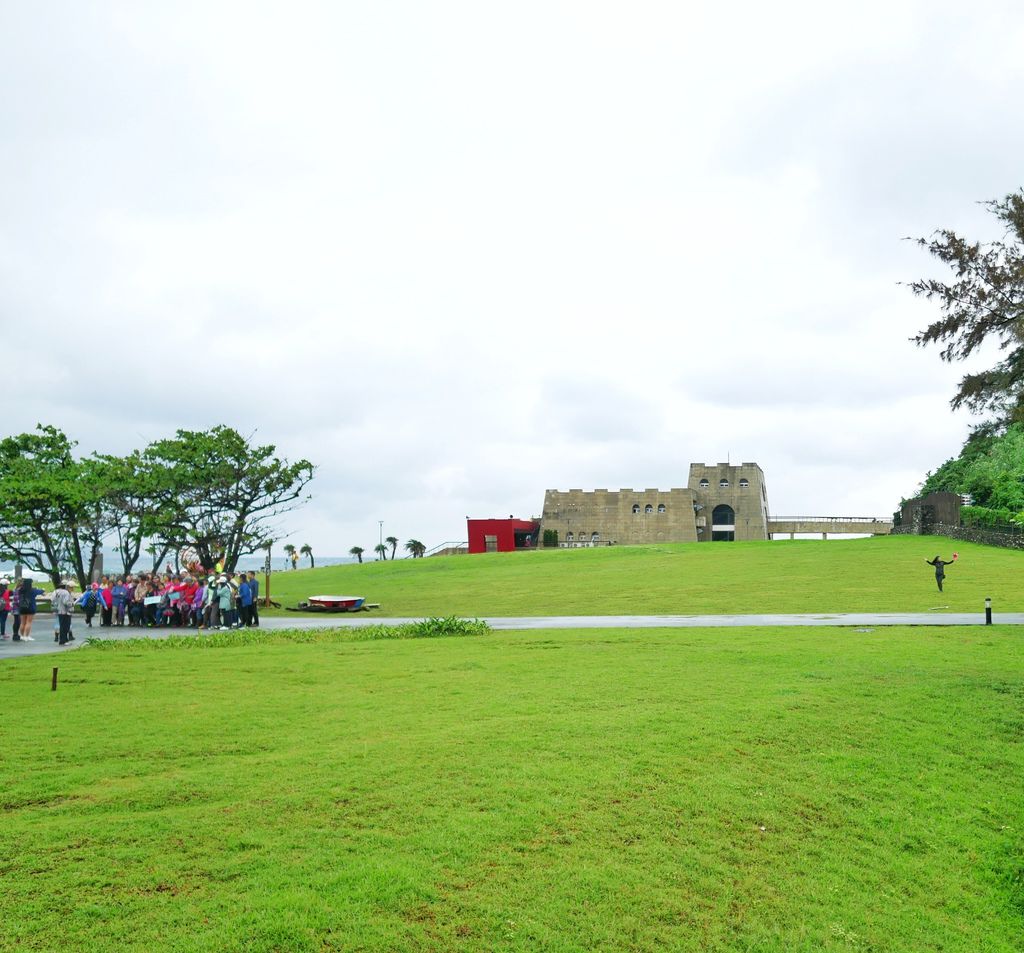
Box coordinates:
[99,578,114,627]
[0,579,11,638]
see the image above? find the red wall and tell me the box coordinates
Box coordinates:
[467,518,539,554]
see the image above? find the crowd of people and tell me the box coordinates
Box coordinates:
[0,570,262,645]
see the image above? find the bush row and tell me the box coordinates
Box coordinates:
[83,616,491,650]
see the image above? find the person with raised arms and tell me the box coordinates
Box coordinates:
[925,552,958,592]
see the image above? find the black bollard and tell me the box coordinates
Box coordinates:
[51,667,58,691]
[985,597,992,625]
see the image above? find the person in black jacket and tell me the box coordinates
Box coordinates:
[925,554,957,592]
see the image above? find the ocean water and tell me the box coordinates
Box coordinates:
[0,551,361,579]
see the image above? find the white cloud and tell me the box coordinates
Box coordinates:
[1,0,1019,552]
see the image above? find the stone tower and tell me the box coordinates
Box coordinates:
[687,462,769,542]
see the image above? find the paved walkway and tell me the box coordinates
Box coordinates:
[2,611,1021,660]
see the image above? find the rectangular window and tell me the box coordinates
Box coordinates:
[484,535,498,553]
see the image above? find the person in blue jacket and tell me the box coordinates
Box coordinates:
[247,572,260,627]
[111,578,129,626]
[238,575,253,627]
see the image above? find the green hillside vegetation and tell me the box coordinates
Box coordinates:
[2,625,1022,951]
[266,535,1024,616]
[917,423,1024,526]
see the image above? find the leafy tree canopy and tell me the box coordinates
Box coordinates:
[0,426,105,587]
[908,189,1024,426]
[138,426,314,572]
[916,423,1024,526]
[0,424,314,582]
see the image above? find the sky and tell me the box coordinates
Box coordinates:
[3,0,1023,555]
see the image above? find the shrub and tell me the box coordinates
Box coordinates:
[543,529,559,548]
[82,618,491,651]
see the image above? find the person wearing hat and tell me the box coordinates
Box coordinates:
[215,575,234,629]
[203,575,218,629]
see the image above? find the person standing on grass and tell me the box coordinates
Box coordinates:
[925,553,958,592]
[51,581,74,645]
[0,579,10,639]
[14,578,46,642]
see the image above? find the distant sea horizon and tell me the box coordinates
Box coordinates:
[0,550,366,579]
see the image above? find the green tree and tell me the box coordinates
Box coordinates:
[0,426,106,588]
[300,543,314,568]
[915,423,1024,525]
[404,539,426,558]
[373,543,389,561]
[908,189,1024,426]
[92,451,156,576]
[137,426,314,572]
[385,535,398,560]
[348,546,364,564]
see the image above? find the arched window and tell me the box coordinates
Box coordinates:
[719,479,730,488]
[631,503,640,514]
[644,504,653,514]
[699,478,709,489]
[566,532,574,542]
[657,503,666,513]
[739,478,749,488]
[712,504,735,541]
[591,532,600,542]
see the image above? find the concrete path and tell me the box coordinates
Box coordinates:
[2,611,1021,660]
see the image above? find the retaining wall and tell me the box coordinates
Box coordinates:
[891,522,1024,550]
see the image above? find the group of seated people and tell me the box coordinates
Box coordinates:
[79,570,262,629]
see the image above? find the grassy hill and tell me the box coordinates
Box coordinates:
[266,535,1024,616]
[2,624,1022,951]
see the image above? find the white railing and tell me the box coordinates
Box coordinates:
[770,516,892,524]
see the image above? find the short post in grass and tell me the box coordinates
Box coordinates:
[51,667,58,692]
[985,597,992,625]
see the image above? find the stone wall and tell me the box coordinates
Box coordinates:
[891,522,1024,550]
[538,461,772,546]
[539,487,698,546]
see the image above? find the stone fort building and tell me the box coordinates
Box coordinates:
[539,463,770,546]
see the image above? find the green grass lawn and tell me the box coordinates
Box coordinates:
[265,535,1024,617]
[2,625,1022,951]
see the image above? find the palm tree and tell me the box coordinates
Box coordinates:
[373,543,389,562]
[283,543,296,569]
[385,536,399,560]
[405,539,426,558]
[348,546,364,564]
[300,543,314,569]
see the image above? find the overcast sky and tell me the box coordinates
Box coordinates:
[3,1,1023,554]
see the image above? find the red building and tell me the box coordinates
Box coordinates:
[467,518,540,554]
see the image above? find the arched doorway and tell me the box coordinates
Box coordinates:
[711,504,735,542]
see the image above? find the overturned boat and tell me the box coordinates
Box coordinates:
[286,594,375,613]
